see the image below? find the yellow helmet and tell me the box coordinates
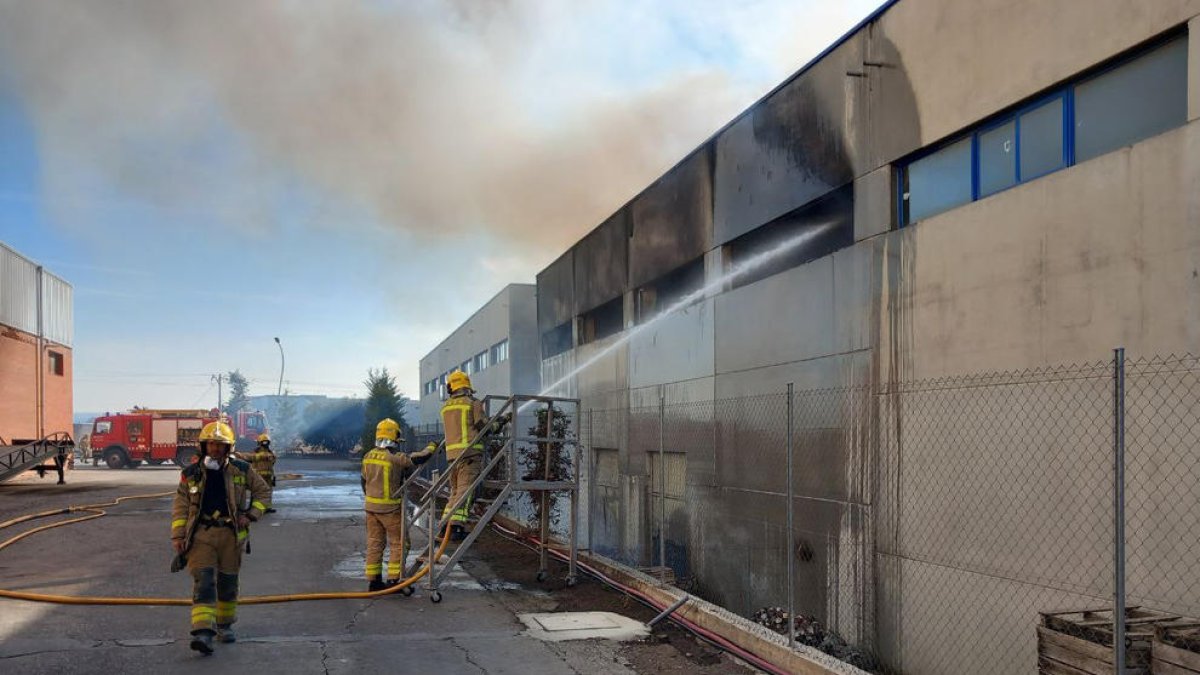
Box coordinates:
[375,418,402,443]
[257,433,271,444]
[199,421,236,446]
[448,370,472,393]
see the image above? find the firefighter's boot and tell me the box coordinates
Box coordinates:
[216,624,237,643]
[190,630,215,655]
[450,524,467,542]
[368,575,386,592]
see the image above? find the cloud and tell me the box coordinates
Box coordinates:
[0,0,879,257]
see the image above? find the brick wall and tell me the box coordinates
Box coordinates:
[0,324,73,443]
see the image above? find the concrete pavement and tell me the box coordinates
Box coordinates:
[0,457,754,674]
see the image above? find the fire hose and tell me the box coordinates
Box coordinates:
[0,489,790,674]
[0,491,451,606]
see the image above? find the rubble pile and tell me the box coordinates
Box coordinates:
[751,607,879,671]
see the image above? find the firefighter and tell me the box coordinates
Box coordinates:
[361,418,431,591]
[438,371,488,541]
[235,433,277,513]
[170,420,271,655]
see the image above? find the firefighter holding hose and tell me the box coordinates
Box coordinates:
[170,420,271,655]
[438,371,491,541]
[235,433,277,513]
[361,418,432,591]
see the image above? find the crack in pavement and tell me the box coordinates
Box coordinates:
[319,640,331,675]
[344,596,379,633]
[0,644,101,660]
[448,637,488,675]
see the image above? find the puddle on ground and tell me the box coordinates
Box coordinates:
[270,480,362,519]
[331,550,521,592]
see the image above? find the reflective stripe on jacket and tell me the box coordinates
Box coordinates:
[170,458,271,547]
[361,448,414,513]
[440,394,486,460]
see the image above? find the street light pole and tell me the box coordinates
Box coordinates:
[274,337,285,397]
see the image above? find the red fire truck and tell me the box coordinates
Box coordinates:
[90,408,269,469]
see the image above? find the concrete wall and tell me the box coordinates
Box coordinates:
[533,1,1200,671]
[417,284,538,426]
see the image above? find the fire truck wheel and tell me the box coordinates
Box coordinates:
[103,447,128,470]
[125,460,143,469]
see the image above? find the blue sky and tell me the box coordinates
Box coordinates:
[0,0,881,414]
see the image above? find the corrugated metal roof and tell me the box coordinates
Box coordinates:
[0,241,74,347]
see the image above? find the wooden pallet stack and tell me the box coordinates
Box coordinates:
[1153,621,1200,674]
[1038,607,1179,675]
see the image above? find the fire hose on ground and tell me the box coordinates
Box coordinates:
[0,490,792,674]
[0,491,451,606]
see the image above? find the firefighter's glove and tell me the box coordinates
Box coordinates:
[409,449,433,466]
[170,551,188,573]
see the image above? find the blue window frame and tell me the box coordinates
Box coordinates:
[900,33,1186,226]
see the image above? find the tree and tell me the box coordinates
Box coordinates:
[275,389,298,447]
[361,368,407,453]
[302,398,365,455]
[225,370,251,414]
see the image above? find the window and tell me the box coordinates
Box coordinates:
[901,34,1187,225]
[541,323,570,358]
[472,351,488,373]
[1020,98,1065,179]
[128,421,144,436]
[490,339,510,364]
[94,421,112,434]
[1075,36,1187,162]
[579,296,624,345]
[460,360,471,376]
[47,350,64,376]
[636,258,704,324]
[727,184,854,289]
[978,120,1016,197]
[904,137,973,222]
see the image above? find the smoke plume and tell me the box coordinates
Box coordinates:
[0,1,771,253]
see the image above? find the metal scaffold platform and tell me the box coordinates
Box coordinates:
[399,394,581,603]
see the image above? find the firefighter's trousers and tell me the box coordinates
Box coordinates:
[443,454,481,525]
[187,525,242,634]
[365,510,407,581]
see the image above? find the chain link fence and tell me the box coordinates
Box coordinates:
[574,352,1200,674]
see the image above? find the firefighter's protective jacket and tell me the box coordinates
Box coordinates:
[440,393,487,461]
[170,458,271,548]
[235,448,276,481]
[361,448,415,514]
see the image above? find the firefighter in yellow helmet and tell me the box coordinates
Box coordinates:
[361,418,432,591]
[235,433,277,513]
[438,370,488,541]
[170,420,271,655]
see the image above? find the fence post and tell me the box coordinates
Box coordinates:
[1113,347,1127,674]
[786,382,796,649]
[587,408,594,554]
[658,395,667,570]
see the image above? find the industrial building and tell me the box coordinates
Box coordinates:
[416,284,539,427]
[0,242,74,444]
[535,1,1200,672]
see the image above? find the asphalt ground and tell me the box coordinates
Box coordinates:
[0,457,755,674]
